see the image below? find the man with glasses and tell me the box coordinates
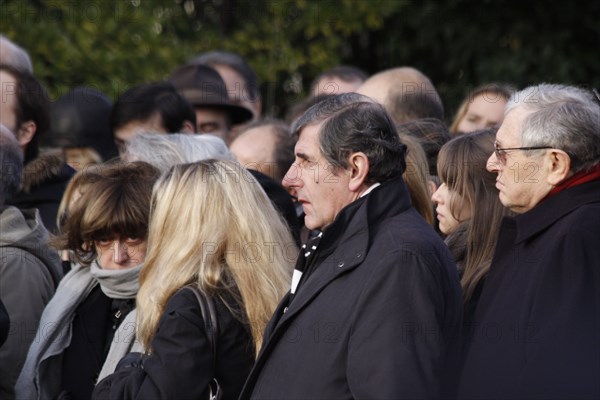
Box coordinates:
[458,84,600,399]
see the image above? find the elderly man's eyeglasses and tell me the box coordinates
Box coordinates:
[494,142,553,163]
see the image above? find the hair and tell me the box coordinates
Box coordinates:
[110,82,197,134]
[388,84,444,123]
[0,124,24,203]
[0,35,33,73]
[361,67,444,124]
[292,93,407,184]
[285,93,336,125]
[450,83,516,135]
[189,50,261,102]
[238,118,296,183]
[0,64,50,164]
[400,135,434,225]
[56,162,160,265]
[56,163,104,230]
[136,160,295,355]
[506,84,600,174]
[437,129,511,300]
[124,133,234,173]
[310,65,368,95]
[396,117,451,177]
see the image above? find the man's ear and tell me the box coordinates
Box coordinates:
[348,152,369,192]
[180,120,196,134]
[16,121,36,148]
[546,149,571,185]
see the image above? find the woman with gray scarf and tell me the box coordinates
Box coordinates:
[15,162,160,400]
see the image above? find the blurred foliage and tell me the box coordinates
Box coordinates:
[2,0,599,121]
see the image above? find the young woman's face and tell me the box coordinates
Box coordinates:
[431,183,472,234]
[457,93,507,133]
[95,237,148,270]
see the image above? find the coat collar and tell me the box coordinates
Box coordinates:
[268,175,412,336]
[513,179,600,244]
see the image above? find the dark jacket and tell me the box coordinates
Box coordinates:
[241,177,463,400]
[7,154,75,233]
[458,178,600,399]
[93,288,255,400]
[0,298,8,348]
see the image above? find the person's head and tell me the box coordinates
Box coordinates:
[488,84,600,214]
[189,50,262,118]
[43,87,118,168]
[56,164,104,230]
[124,132,233,173]
[230,119,295,183]
[400,135,434,225]
[110,82,197,156]
[168,64,253,144]
[310,65,368,97]
[57,162,160,269]
[357,66,444,125]
[0,64,50,164]
[137,160,295,353]
[283,93,406,230]
[0,124,23,205]
[450,83,515,136]
[396,117,452,188]
[433,129,510,299]
[0,35,33,73]
[433,129,499,235]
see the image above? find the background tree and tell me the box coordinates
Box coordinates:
[2,0,598,122]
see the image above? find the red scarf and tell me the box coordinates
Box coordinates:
[545,163,600,200]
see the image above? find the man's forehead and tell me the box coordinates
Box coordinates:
[496,106,527,144]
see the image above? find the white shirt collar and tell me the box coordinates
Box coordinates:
[360,182,381,198]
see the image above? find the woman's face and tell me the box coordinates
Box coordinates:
[95,237,148,270]
[457,93,507,133]
[431,183,471,234]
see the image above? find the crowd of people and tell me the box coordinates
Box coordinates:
[1,33,600,400]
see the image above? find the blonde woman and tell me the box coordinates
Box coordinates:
[93,160,295,400]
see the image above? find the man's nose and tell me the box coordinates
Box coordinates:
[487,152,501,173]
[282,164,301,189]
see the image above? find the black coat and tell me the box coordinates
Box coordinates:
[241,177,463,400]
[93,289,255,400]
[458,179,600,399]
[0,298,8,348]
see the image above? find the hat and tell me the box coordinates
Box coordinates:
[168,64,253,125]
[43,87,118,161]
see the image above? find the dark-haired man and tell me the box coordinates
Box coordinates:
[240,93,462,399]
[111,82,197,156]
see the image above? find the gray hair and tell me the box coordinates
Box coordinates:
[292,93,407,184]
[0,124,24,203]
[124,133,234,173]
[0,35,33,73]
[507,84,600,173]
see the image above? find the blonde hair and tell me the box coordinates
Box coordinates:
[137,160,295,355]
[400,135,434,225]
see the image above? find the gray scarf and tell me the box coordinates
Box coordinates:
[15,261,142,400]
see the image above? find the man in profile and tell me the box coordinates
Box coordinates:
[240,93,462,399]
[459,84,600,399]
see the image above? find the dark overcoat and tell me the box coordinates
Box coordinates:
[241,177,463,400]
[458,179,600,399]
